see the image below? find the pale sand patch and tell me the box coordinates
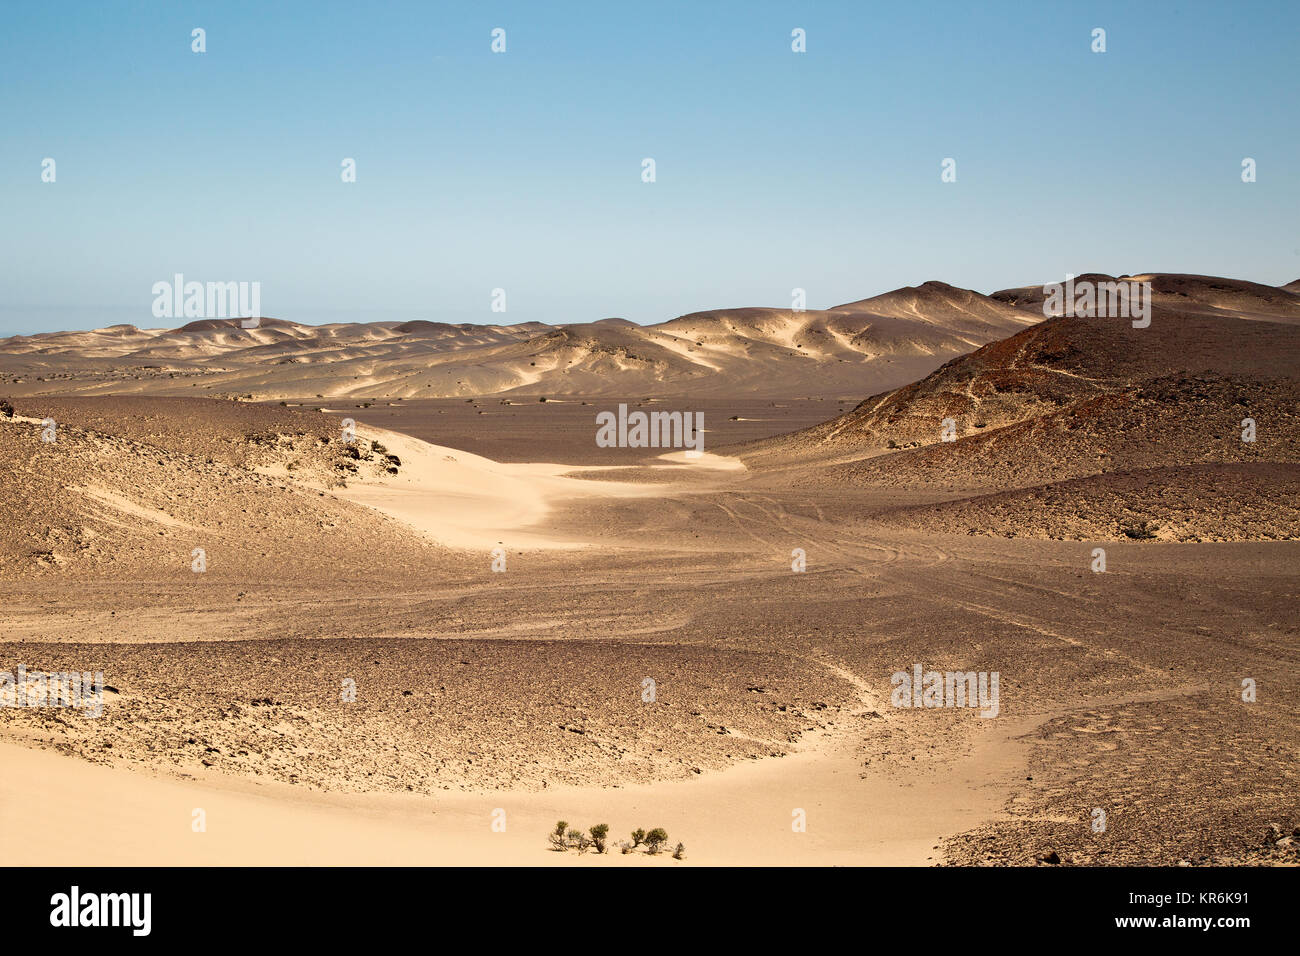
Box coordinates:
[73,485,201,532]
[654,449,745,470]
[325,425,741,550]
[0,715,1034,866]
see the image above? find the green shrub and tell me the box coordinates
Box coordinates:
[549,820,568,851]
[590,823,610,854]
[645,828,668,854]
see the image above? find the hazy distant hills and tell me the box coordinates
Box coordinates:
[4,271,1298,551]
[0,280,1042,400]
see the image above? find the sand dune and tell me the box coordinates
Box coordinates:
[0,396,443,581]
[731,283,1300,543]
[992,273,1300,324]
[740,307,1299,461]
[0,281,1043,402]
[325,423,739,550]
[0,697,1035,866]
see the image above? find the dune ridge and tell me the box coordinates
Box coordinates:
[0,280,1042,401]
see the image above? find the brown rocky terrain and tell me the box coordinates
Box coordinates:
[876,463,1300,542]
[2,273,1296,866]
[0,396,432,581]
[733,278,1300,542]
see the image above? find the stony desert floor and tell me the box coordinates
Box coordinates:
[1,395,1296,866]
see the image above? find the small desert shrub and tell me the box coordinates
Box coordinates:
[645,828,668,854]
[547,820,681,856]
[1121,519,1160,540]
[549,820,569,851]
[371,440,387,454]
[886,439,898,449]
[567,828,591,853]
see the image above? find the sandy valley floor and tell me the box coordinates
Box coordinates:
[2,396,1296,866]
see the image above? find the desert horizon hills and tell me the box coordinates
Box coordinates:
[6,271,1296,403]
[1,268,1297,866]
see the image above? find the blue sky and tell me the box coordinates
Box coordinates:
[1,0,1296,335]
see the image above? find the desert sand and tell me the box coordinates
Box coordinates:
[0,280,1040,402]
[2,274,1297,866]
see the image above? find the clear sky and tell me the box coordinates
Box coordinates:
[1,0,1296,335]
